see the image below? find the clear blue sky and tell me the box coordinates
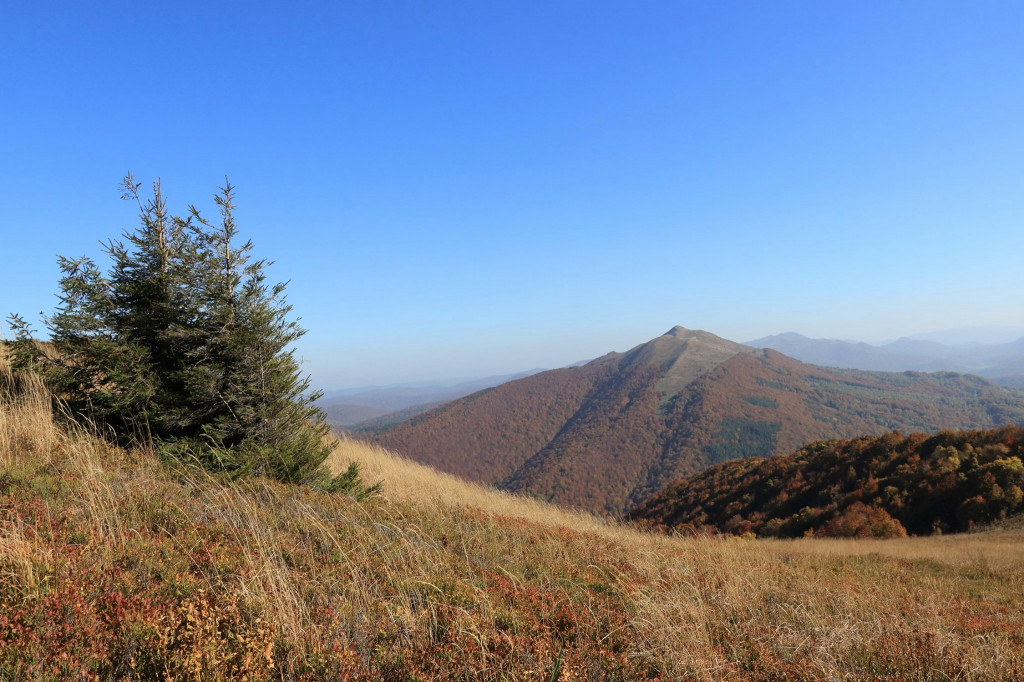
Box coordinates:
[2,1,1023,388]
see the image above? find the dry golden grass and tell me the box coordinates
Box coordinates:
[0,515,48,599]
[3,355,1024,679]
[775,530,1024,571]
[0,353,56,471]
[331,431,1024,571]
[327,436,633,539]
[327,433,1024,679]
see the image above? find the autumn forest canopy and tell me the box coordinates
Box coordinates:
[629,426,1024,538]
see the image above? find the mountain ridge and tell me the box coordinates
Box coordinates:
[371,326,1024,515]
[748,331,1024,383]
[320,369,545,428]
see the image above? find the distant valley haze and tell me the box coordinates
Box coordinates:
[317,323,1024,392]
[747,327,1024,386]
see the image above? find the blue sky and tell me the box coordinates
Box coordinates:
[2,2,1023,388]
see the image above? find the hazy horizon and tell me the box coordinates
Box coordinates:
[3,2,1022,390]
[316,322,1024,391]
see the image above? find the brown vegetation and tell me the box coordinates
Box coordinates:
[374,361,616,485]
[3,350,1024,679]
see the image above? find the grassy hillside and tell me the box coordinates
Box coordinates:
[374,328,1024,516]
[3,356,1024,679]
[629,426,1024,539]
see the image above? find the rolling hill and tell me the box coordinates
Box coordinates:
[372,326,1024,516]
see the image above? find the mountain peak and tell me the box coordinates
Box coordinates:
[662,325,723,341]
[628,326,755,397]
[746,332,810,346]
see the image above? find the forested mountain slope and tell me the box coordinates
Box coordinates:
[628,426,1024,538]
[373,327,1024,516]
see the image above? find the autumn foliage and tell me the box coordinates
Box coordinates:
[629,426,1024,538]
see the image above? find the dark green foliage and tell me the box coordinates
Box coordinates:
[705,418,781,464]
[322,461,383,501]
[7,175,359,490]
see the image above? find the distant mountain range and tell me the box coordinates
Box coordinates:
[746,332,1024,386]
[371,326,1024,516]
[319,370,543,427]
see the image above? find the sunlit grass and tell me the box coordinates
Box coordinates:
[2,351,1023,679]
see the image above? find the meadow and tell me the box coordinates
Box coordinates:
[2,352,1023,680]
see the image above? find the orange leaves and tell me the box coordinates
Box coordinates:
[633,425,1024,538]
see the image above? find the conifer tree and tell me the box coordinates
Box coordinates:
[8,175,360,490]
[104,176,200,437]
[181,179,334,481]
